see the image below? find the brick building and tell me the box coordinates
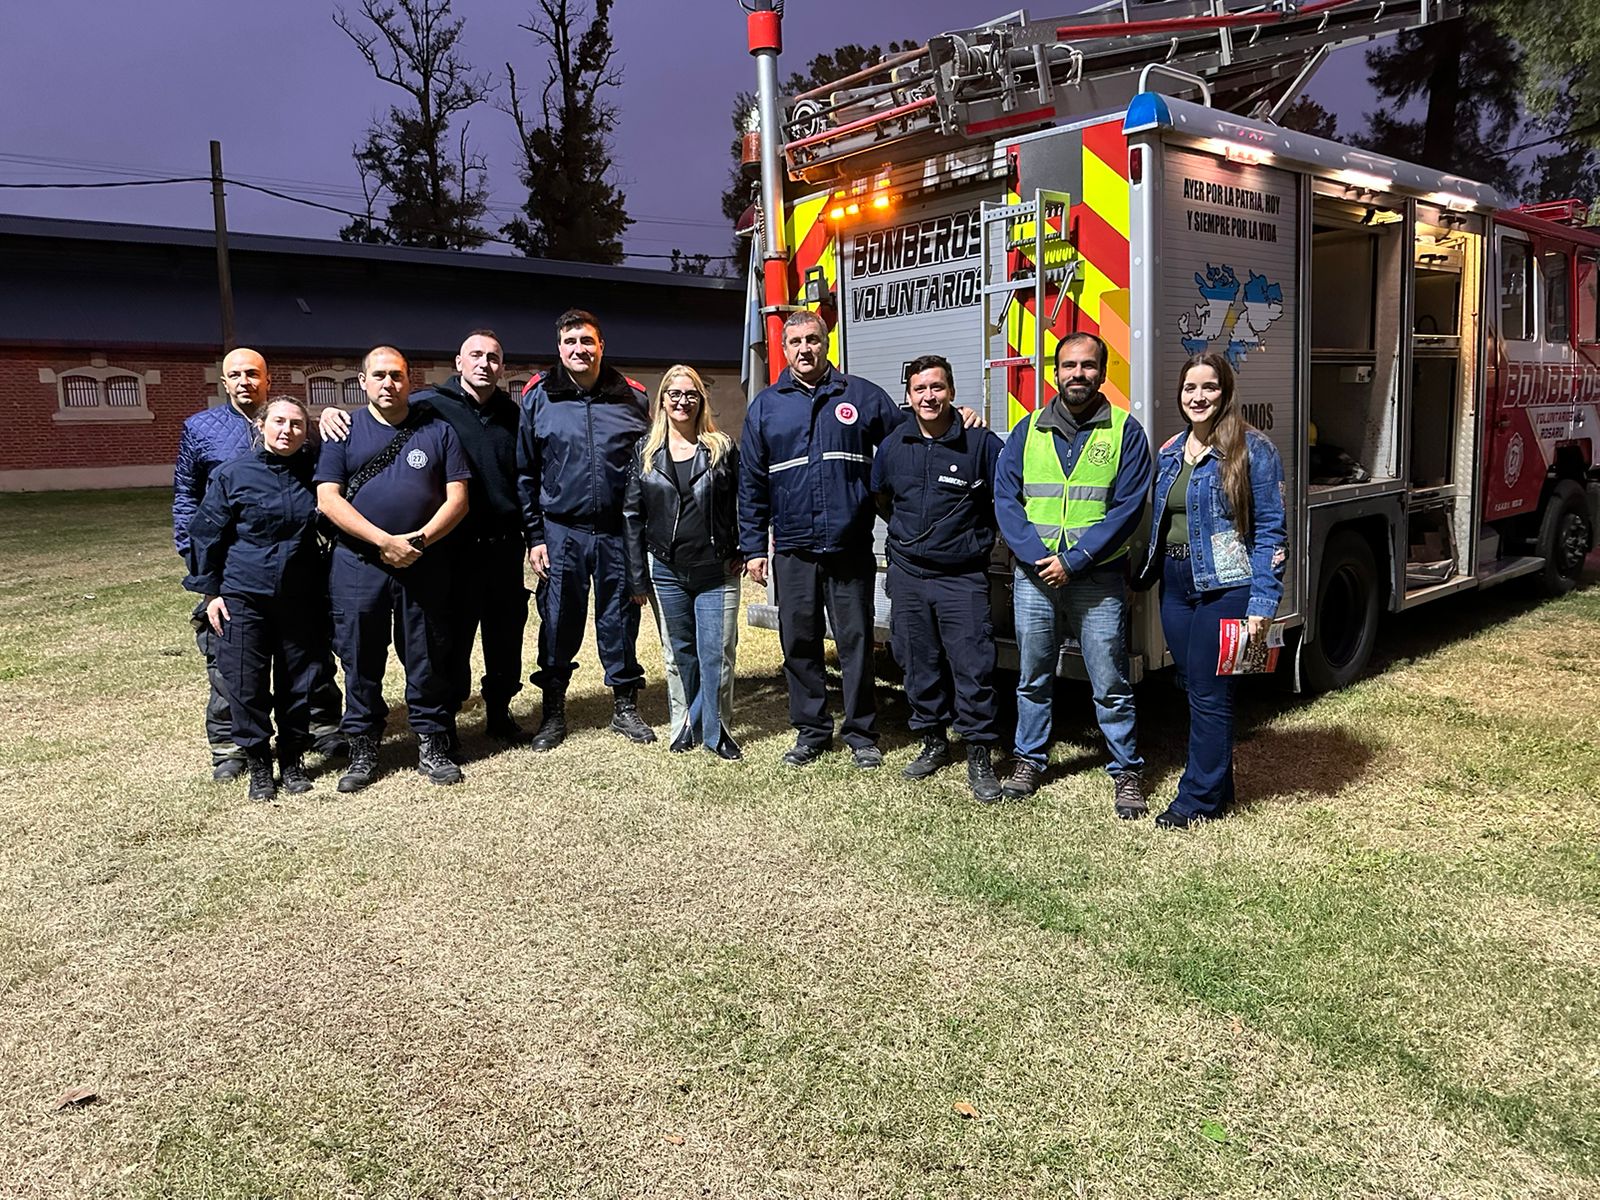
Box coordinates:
[0,215,747,491]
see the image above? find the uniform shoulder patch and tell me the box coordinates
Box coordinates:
[624,376,647,394]
[522,373,544,399]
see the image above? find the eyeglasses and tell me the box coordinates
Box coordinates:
[664,389,703,404]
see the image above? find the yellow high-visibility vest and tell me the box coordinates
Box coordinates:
[1021,404,1130,561]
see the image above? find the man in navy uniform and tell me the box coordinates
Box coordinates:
[316,346,471,791]
[173,346,343,779]
[741,311,986,769]
[323,329,530,745]
[871,354,1005,801]
[516,309,655,751]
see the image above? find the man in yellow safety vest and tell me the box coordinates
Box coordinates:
[993,331,1154,816]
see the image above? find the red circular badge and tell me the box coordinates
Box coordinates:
[835,402,858,425]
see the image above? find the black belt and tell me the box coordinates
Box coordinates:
[1164,542,1191,559]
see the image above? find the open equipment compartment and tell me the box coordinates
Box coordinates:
[1403,201,1484,597]
[1308,181,1407,491]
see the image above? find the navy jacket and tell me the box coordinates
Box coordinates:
[173,401,257,556]
[516,364,651,546]
[183,448,324,599]
[995,393,1153,575]
[871,418,1003,576]
[739,367,906,556]
[413,375,521,539]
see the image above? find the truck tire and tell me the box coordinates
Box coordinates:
[1302,530,1379,693]
[1535,480,1593,597]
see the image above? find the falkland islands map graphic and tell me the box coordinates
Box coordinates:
[1177,263,1285,367]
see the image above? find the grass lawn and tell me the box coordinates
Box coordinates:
[1,488,1598,1199]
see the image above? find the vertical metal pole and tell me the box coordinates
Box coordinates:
[210,140,237,353]
[749,1,790,385]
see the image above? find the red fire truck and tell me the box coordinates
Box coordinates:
[740,0,1597,689]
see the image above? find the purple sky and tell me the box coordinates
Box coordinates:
[0,2,1378,263]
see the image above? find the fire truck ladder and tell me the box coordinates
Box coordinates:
[784,0,1460,182]
[980,189,1079,426]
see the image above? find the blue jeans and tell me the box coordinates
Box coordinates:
[649,556,741,745]
[1159,554,1251,817]
[1012,564,1142,775]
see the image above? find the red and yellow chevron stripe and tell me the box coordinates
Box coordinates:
[785,193,842,368]
[1005,118,1132,429]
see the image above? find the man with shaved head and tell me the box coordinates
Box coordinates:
[174,347,344,779]
[316,346,472,791]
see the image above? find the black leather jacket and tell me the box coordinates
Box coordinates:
[623,437,741,595]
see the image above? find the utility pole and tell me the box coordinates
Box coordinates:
[747,0,789,385]
[210,140,237,352]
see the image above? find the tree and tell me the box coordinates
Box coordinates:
[1355,5,1525,194]
[719,41,917,264]
[1277,97,1338,140]
[670,249,712,275]
[1489,0,1600,201]
[501,0,631,263]
[334,0,493,249]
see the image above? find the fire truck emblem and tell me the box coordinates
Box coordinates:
[835,402,858,425]
[1178,263,1285,368]
[1504,432,1525,488]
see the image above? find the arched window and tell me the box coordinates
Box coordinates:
[306,371,362,406]
[53,365,155,423]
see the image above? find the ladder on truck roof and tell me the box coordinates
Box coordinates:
[783,0,1459,183]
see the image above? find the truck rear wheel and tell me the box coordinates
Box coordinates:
[1535,480,1592,596]
[1302,530,1379,693]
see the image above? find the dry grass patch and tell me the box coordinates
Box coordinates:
[2,490,1599,1198]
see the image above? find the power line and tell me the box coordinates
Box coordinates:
[0,151,733,229]
[0,176,209,190]
[0,172,739,260]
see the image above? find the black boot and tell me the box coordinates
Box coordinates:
[529,690,568,753]
[212,757,247,782]
[967,745,1002,803]
[902,732,951,779]
[710,728,743,761]
[246,750,277,802]
[609,686,656,744]
[278,747,313,795]
[337,734,379,793]
[485,703,532,744]
[418,734,464,785]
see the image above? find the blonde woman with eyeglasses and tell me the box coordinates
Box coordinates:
[622,366,745,759]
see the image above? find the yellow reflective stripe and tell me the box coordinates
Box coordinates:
[1023,482,1065,497]
[1081,146,1130,240]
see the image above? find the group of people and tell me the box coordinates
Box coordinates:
[174,307,1286,828]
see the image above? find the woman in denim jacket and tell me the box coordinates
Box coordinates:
[1140,352,1286,828]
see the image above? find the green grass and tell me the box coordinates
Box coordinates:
[1,488,1598,1197]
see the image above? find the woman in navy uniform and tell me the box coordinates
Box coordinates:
[184,395,327,801]
[623,366,744,760]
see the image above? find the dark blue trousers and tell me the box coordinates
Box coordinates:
[447,534,530,711]
[534,519,643,692]
[193,597,341,763]
[1159,555,1252,818]
[329,545,454,738]
[211,591,326,756]
[887,562,1000,745]
[773,547,877,750]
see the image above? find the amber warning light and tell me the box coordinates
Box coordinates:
[826,171,897,224]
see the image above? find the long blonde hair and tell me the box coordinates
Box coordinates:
[641,365,731,475]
